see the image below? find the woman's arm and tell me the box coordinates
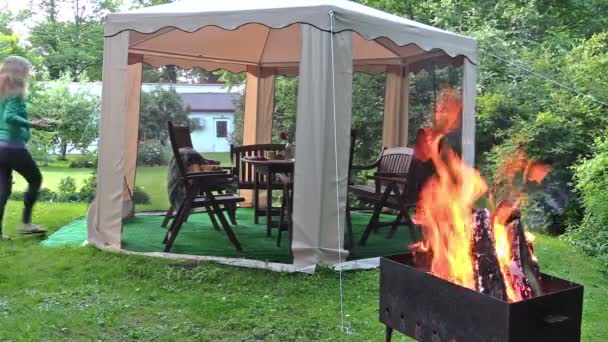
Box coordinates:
[4,96,30,128]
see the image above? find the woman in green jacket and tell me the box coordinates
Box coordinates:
[0,56,48,240]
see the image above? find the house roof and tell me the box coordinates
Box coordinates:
[180,92,240,112]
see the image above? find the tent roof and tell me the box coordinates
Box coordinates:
[106,0,476,73]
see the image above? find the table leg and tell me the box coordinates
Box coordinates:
[254,170,259,224]
[266,169,272,237]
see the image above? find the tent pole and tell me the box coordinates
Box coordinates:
[461,59,477,167]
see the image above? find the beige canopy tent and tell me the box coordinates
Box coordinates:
[88,0,478,269]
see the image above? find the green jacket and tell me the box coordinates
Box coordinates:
[0,95,30,144]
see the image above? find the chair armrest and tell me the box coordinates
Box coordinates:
[185,171,228,179]
[368,174,409,185]
[366,173,408,185]
[352,159,381,171]
[374,172,409,178]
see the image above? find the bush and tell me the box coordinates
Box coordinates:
[9,175,151,204]
[69,153,97,168]
[565,138,608,264]
[79,174,97,202]
[10,187,57,202]
[58,176,79,201]
[132,186,151,204]
[137,141,167,166]
[481,112,586,235]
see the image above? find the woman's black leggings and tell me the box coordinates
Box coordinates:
[0,147,42,234]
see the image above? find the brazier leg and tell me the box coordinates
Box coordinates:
[385,325,393,342]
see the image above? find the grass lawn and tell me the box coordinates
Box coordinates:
[0,155,607,340]
[13,163,95,192]
[1,207,607,340]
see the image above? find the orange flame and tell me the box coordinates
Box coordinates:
[413,88,486,289]
[411,87,548,302]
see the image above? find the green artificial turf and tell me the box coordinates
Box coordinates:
[41,216,87,247]
[45,208,413,263]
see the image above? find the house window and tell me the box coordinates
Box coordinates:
[216,120,228,138]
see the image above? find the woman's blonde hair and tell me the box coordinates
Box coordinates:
[0,56,31,98]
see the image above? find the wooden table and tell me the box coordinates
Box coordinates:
[243,158,295,237]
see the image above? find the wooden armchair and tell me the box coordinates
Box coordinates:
[163,122,245,252]
[229,143,286,223]
[161,123,236,228]
[347,145,416,246]
[356,159,431,246]
[170,124,221,165]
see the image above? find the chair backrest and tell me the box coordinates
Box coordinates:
[378,147,415,175]
[402,158,436,204]
[167,121,189,178]
[171,124,194,149]
[230,143,286,186]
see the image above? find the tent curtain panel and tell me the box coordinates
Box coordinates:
[291,26,353,267]
[123,58,143,219]
[382,64,410,148]
[243,66,275,145]
[241,66,276,207]
[88,32,131,249]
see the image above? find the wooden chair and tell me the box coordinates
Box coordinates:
[347,145,416,245]
[161,123,236,229]
[163,122,245,252]
[276,173,293,251]
[357,158,433,246]
[229,144,285,224]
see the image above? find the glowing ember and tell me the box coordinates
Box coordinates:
[410,87,548,302]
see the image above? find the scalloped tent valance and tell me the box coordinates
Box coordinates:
[105,0,477,74]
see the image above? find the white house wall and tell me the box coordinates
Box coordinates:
[189,112,235,153]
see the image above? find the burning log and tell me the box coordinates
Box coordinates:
[472,209,507,300]
[508,219,543,298]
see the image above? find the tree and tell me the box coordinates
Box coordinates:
[28,77,100,159]
[0,34,32,60]
[0,33,44,80]
[350,73,386,165]
[142,65,223,84]
[271,76,297,145]
[30,21,104,80]
[28,0,119,81]
[0,5,13,35]
[138,87,193,144]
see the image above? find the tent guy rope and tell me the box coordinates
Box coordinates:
[329,9,350,335]
[481,48,608,109]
